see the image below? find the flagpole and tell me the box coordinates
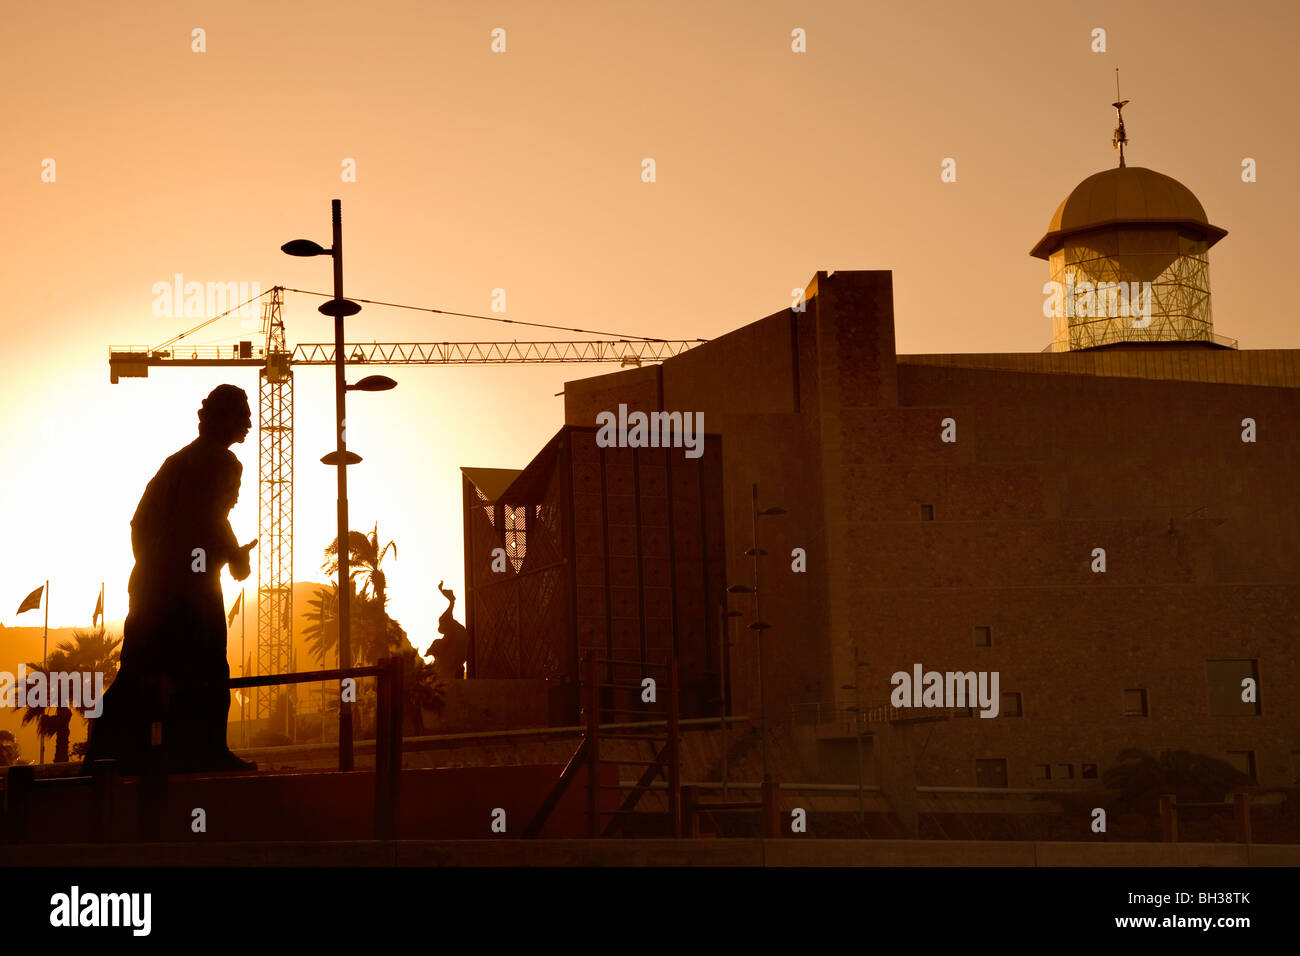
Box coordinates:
[40,579,48,765]
[240,586,247,749]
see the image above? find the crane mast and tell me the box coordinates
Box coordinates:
[258,288,293,723]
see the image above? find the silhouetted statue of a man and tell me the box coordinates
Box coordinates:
[424,581,468,680]
[86,385,258,774]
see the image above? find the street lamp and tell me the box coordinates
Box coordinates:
[841,647,871,835]
[726,484,785,798]
[348,375,397,392]
[719,608,742,797]
[281,199,397,772]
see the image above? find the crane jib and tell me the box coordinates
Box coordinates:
[107,340,701,381]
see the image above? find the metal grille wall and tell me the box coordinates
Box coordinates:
[463,426,726,720]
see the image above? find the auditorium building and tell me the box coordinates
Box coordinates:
[462,157,1300,807]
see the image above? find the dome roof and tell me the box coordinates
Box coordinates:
[1030,166,1226,259]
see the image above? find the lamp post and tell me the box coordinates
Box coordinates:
[282,200,396,772]
[720,607,742,797]
[726,484,785,792]
[841,646,870,835]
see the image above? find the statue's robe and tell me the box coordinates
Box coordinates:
[87,436,242,771]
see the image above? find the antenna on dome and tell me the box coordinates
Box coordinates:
[1112,69,1130,168]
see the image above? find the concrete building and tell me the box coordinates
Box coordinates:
[466,161,1300,809]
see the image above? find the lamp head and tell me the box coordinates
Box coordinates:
[348,375,398,392]
[281,239,329,257]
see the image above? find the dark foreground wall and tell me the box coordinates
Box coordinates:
[6,763,617,843]
[4,838,1298,867]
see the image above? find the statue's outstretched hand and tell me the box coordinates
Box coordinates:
[231,538,258,581]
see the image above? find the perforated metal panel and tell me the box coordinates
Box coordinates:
[463,426,725,720]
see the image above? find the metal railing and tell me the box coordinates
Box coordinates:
[791,700,956,726]
[229,660,404,838]
[109,344,268,361]
[1041,330,1239,353]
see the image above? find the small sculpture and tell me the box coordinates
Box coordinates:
[424,581,468,680]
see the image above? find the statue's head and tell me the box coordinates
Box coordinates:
[198,385,252,445]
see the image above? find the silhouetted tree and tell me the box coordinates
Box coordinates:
[0,730,20,766]
[22,651,75,763]
[309,529,446,739]
[303,579,397,667]
[323,523,396,607]
[1103,748,1253,817]
[61,626,122,709]
[22,627,122,763]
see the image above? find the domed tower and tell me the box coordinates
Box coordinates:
[1030,93,1230,352]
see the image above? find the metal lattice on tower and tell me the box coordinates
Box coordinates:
[1030,92,1231,353]
[257,287,294,721]
[1046,235,1215,351]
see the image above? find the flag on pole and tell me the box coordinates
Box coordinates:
[16,585,43,615]
[227,591,242,627]
[92,590,103,627]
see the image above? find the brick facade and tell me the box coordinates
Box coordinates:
[555,270,1299,790]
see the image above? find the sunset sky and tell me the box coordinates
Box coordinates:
[2,0,1297,654]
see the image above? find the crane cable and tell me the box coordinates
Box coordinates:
[279,287,702,343]
[152,289,274,352]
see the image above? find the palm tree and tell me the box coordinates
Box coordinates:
[323,523,396,608]
[62,626,122,759]
[22,649,75,763]
[60,627,122,690]
[22,627,122,763]
[0,730,20,766]
[310,528,445,739]
[303,578,398,668]
[303,580,343,668]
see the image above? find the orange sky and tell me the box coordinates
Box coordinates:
[2,0,1297,654]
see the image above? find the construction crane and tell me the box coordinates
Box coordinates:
[109,285,704,724]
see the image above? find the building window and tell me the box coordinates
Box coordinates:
[1206,659,1261,716]
[1081,764,1098,780]
[1123,688,1148,717]
[974,625,992,647]
[1226,750,1257,783]
[1001,692,1022,717]
[1057,764,1075,780]
[975,758,1008,789]
[920,504,934,521]
[1033,763,1052,781]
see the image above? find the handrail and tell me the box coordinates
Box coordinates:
[229,664,384,688]
[231,661,403,839]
